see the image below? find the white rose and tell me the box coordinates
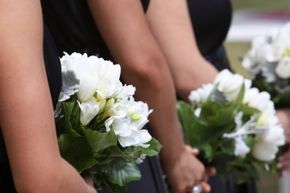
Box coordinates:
[60,53,123,102]
[214,70,249,101]
[188,84,213,104]
[243,88,275,116]
[252,140,279,162]
[259,124,285,146]
[252,121,285,162]
[275,57,290,79]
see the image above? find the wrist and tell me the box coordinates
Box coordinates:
[159,142,186,173]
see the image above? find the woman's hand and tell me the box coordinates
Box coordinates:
[162,145,212,193]
[84,176,97,193]
[276,109,290,175]
[83,176,97,193]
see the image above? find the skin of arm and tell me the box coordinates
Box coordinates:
[86,1,207,192]
[276,109,290,174]
[146,0,218,101]
[0,1,96,193]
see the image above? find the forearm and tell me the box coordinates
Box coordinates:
[86,0,185,163]
[146,0,218,100]
[0,1,95,193]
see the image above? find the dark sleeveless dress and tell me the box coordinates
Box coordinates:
[0,25,62,192]
[41,1,168,193]
[187,1,257,193]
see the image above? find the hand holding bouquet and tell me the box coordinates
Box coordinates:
[242,22,290,108]
[56,53,161,193]
[177,70,285,182]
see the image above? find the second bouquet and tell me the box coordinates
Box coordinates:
[56,53,161,193]
[177,69,285,182]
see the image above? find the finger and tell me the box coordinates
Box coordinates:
[206,167,216,176]
[185,145,200,155]
[200,182,211,193]
[84,176,94,187]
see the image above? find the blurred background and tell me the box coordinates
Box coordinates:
[225,0,290,193]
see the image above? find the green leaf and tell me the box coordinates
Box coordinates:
[82,128,117,156]
[58,134,96,172]
[177,101,201,144]
[121,138,162,161]
[91,160,141,191]
[233,83,245,108]
[102,160,141,186]
[144,138,162,156]
[59,101,82,137]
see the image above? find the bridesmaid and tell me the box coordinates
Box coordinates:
[145,0,290,193]
[0,1,96,193]
[41,0,211,193]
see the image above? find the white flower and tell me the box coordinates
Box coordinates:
[243,88,275,117]
[252,141,279,162]
[275,57,290,79]
[78,98,100,126]
[115,85,136,101]
[214,70,250,101]
[188,84,213,105]
[60,53,122,102]
[223,112,255,156]
[194,108,202,117]
[263,125,285,146]
[252,123,285,162]
[234,137,250,156]
[252,114,285,162]
[242,36,272,76]
[105,100,153,147]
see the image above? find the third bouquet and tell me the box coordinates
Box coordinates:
[177,69,285,182]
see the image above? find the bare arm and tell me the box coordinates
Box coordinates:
[0,1,95,193]
[86,1,207,192]
[146,0,218,100]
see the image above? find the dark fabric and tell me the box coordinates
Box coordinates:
[187,0,232,55]
[141,0,150,12]
[0,26,62,192]
[41,0,150,60]
[126,157,168,193]
[205,46,230,71]
[100,157,168,193]
[41,0,104,57]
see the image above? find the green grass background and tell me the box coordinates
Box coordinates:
[225,0,289,193]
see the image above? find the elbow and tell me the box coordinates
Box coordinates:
[122,53,170,90]
[174,74,196,101]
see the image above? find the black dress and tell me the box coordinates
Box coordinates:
[0,25,62,192]
[41,0,168,193]
[187,1,257,193]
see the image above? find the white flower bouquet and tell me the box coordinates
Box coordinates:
[177,70,285,182]
[56,53,161,193]
[242,22,290,108]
